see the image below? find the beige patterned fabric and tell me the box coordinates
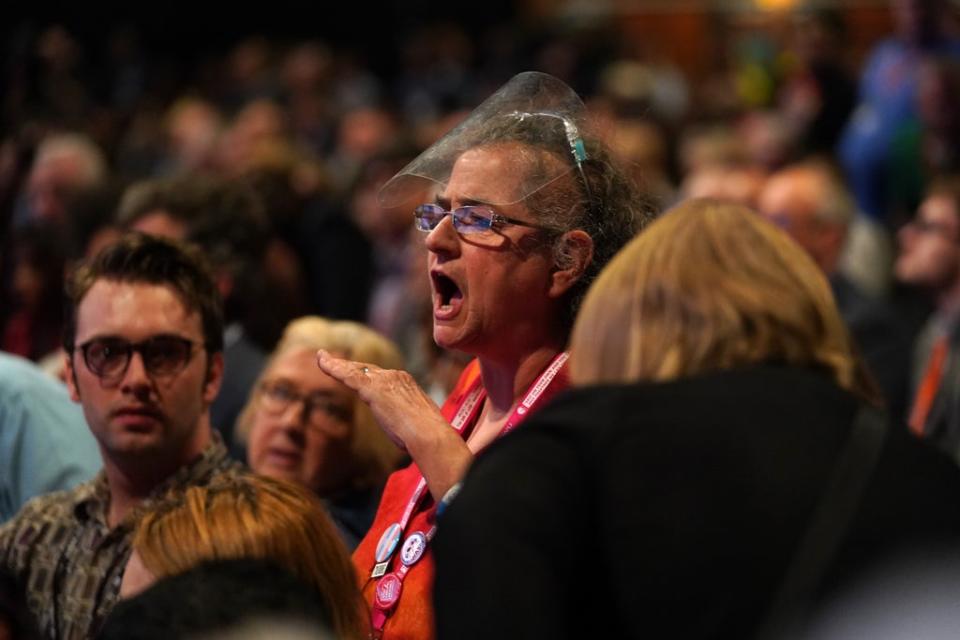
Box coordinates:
[0,438,243,639]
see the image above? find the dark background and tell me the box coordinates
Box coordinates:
[3,2,520,74]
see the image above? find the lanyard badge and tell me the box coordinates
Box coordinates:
[372,523,404,578]
[367,352,568,630]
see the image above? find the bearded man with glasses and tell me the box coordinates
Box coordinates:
[0,232,244,640]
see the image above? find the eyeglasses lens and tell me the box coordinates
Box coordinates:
[81,337,193,378]
[142,337,192,375]
[414,204,494,234]
[259,381,353,426]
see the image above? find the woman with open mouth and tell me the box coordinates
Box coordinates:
[316,71,653,640]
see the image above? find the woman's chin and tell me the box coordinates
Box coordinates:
[432,328,480,356]
[257,462,302,486]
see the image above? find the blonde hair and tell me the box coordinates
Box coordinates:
[236,316,405,490]
[133,474,367,639]
[571,199,865,396]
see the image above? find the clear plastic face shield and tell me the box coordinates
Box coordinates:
[379,72,593,225]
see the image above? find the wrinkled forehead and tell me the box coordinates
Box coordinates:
[439,141,571,206]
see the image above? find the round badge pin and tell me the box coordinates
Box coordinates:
[375,523,403,563]
[399,531,427,566]
[374,572,403,609]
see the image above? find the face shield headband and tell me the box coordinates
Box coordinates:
[378,71,595,210]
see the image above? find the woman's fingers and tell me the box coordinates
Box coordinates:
[317,348,434,443]
[316,349,375,390]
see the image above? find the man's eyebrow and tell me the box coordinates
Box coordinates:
[75,333,131,346]
[80,331,189,340]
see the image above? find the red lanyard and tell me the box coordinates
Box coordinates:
[368,352,568,636]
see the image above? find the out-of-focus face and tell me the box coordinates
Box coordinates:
[338,107,396,161]
[84,226,123,260]
[130,210,188,241]
[27,155,84,223]
[892,0,941,44]
[682,164,767,209]
[65,280,221,467]
[757,173,825,265]
[10,255,45,310]
[424,143,562,359]
[916,62,958,131]
[168,99,222,169]
[351,164,424,243]
[247,347,355,495]
[896,194,960,290]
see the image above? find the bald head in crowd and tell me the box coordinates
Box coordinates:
[759,160,912,420]
[757,161,854,275]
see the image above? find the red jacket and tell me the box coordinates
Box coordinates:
[352,357,569,639]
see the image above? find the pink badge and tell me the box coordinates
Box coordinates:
[374,572,403,610]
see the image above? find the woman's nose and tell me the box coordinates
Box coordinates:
[278,399,311,429]
[424,214,460,255]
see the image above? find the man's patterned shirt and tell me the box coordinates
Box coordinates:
[0,438,243,639]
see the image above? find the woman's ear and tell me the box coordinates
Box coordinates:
[549,230,594,298]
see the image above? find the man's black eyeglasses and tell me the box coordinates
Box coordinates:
[76,335,203,380]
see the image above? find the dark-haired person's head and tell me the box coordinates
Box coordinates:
[62,232,224,477]
[100,558,335,640]
[117,172,305,356]
[896,176,960,295]
[63,232,224,356]
[115,176,269,278]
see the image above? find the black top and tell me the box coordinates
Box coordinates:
[433,366,960,639]
[324,483,383,552]
[830,273,911,421]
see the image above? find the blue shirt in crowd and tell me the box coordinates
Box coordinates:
[0,352,101,522]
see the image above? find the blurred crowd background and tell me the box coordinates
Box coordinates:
[2,0,958,444]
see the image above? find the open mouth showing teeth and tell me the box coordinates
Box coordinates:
[433,273,462,307]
